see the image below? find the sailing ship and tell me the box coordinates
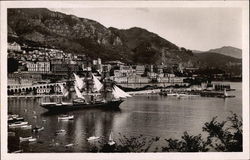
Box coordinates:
[40,70,131,111]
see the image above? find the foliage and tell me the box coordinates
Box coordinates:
[8,58,19,73]
[202,113,242,152]
[161,112,242,152]
[162,132,210,152]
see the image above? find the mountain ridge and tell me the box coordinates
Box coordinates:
[7,8,197,65]
[194,46,242,59]
[7,8,241,74]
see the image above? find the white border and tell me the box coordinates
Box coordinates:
[1,1,249,160]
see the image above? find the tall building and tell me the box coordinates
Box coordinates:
[26,61,50,73]
[37,62,50,73]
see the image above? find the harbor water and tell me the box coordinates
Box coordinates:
[8,82,242,152]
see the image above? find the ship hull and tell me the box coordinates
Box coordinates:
[40,100,124,112]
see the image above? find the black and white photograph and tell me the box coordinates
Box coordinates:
[1,1,249,160]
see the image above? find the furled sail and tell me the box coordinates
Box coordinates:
[112,85,132,99]
[92,73,103,92]
[73,73,84,90]
[74,85,85,99]
[58,83,69,97]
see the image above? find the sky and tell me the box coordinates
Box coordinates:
[50,8,242,51]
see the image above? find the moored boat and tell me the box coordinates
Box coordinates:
[32,126,44,132]
[8,114,24,123]
[20,125,32,130]
[28,138,37,142]
[65,143,74,148]
[11,149,23,153]
[55,129,66,135]
[58,115,74,120]
[217,89,235,98]
[19,136,33,142]
[87,136,100,141]
[9,121,28,128]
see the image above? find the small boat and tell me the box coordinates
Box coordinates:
[55,129,66,135]
[218,89,236,98]
[108,131,115,146]
[28,138,37,142]
[58,115,74,120]
[19,136,33,142]
[8,114,19,119]
[41,102,57,106]
[32,126,44,132]
[8,116,24,123]
[87,136,100,141]
[20,125,32,130]
[9,121,28,128]
[15,117,24,121]
[12,150,23,153]
[65,143,74,148]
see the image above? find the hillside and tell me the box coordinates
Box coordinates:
[8,8,195,65]
[195,52,242,75]
[208,46,242,59]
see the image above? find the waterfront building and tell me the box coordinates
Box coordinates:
[102,64,112,73]
[157,65,164,74]
[147,72,157,79]
[26,61,50,73]
[114,70,122,77]
[51,59,63,65]
[113,77,128,83]
[8,78,33,86]
[37,62,50,73]
[135,65,145,75]
[92,58,103,73]
[127,75,150,83]
[8,72,42,81]
[51,63,80,74]
[93,60,97,65]
[26,61,37,72]
[165,73,175,78]
[8,42,21,52]
[37,88,51,94]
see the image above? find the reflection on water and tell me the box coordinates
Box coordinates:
[8,82,242,152]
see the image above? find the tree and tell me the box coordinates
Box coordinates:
[8,58,19,73]
[162,132,209,152]
[202,113,242,151]
[162,113,242,152]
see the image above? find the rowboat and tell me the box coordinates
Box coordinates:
[58,115,74,120]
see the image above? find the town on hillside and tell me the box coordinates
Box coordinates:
[7,41,242,96]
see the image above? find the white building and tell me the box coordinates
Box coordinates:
[8,42,21,52]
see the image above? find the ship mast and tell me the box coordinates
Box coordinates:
[85,56,91,95]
